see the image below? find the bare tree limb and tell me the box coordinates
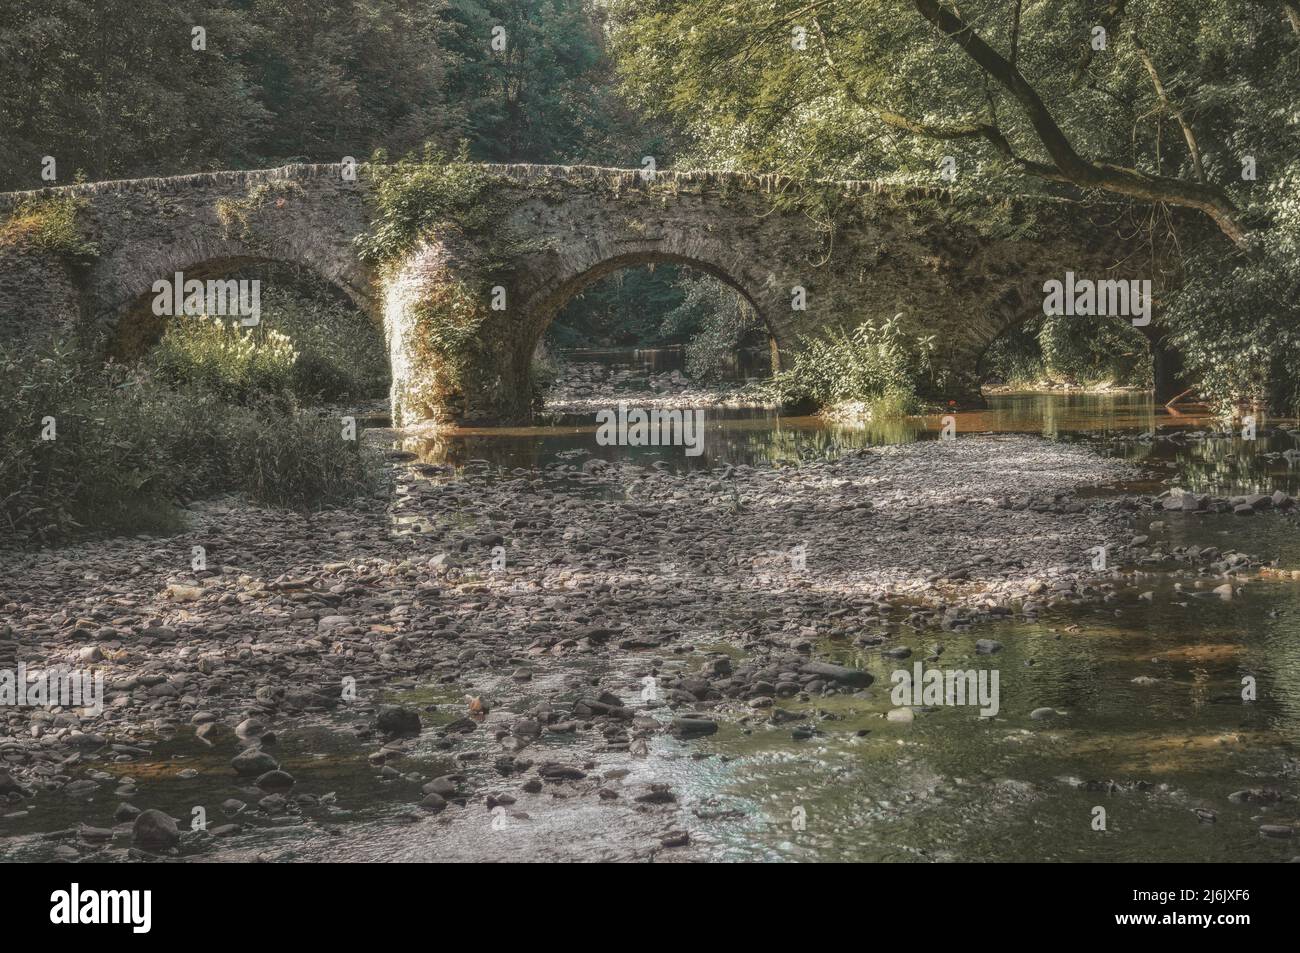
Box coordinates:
[1133,30,1205,183]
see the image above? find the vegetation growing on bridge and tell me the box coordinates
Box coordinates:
[0,194,98,259]
[214,181,307,252]
[354,147,495,267]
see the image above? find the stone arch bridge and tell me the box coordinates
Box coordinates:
[0,163,1178,425]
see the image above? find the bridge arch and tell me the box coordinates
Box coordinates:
[107,249,373,359]
[967,291,1188,403]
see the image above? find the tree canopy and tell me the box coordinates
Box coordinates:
[609,0,1300,408]
[0,0,661,188]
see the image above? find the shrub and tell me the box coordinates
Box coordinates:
[224,409,377,511]
[150,317,298,404]
[763,315,936,414]
[982,315,1152,388]
[0,345,379,546]
[257,285,389,402]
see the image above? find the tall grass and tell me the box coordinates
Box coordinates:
[0,346,379,546]
[148,286,390,405]
[150,317,298,404]
[763,315,936,415]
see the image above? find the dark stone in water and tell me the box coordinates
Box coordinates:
[419,793,448,813]
[375,706,422,736]
[798,662,872,687]
[538,763,587,781]
[132,809,180,851]
[256,769,296,792]
[231,747,278,776]
[670,717,718,737]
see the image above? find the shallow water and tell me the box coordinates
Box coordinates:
[673,568,1300,862]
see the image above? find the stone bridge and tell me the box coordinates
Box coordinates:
[0,162,1177,425]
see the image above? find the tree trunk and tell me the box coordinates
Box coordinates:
[1143,329,1188,405]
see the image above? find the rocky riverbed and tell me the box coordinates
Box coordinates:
[0,432,1286,861]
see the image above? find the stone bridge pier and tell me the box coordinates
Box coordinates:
[0,162,1173,427]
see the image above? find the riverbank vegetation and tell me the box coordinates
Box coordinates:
[1,284,386,546]
[980,315,1153,391]
[0,350,379,545]
[762,316,938,416]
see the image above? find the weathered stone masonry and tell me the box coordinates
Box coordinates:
[0,162,1155,426]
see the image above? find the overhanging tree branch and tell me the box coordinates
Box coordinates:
[911,0,1248,243]
[812,17,1064,180]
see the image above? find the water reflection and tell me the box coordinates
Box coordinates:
[559,345,772,382]
[395,384,1300,502]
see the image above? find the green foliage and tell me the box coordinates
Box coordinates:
[549,265,688,347]
[445,0,670,164]
[982,315,1152,388]
[609,1,1300,404]
[763,315,936,414]
[214,180,305,249]
[258,285,390,402]
[354,145,492,264]
[150,318,299,405]
[146,281,390,406]
[1,195,98,257]
[1169,160,1300,414]
[0,346,378,546]
[608,0,1295,206]
[227,409,378,511]
[0,0,663,191]
[659,275,763,380]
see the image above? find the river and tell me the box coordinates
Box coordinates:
[2,350,1297,862]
